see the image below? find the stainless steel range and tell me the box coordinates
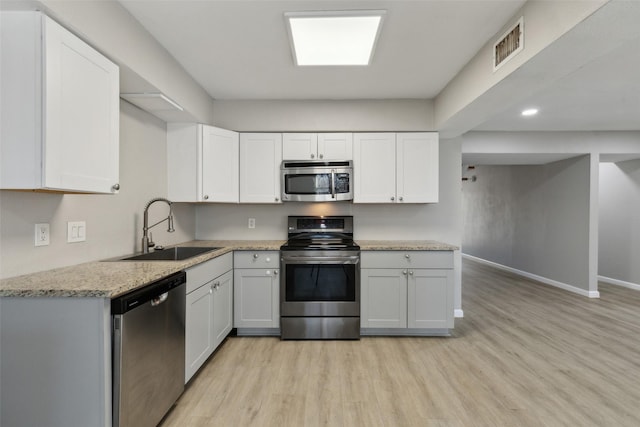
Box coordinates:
[280,216,360,340]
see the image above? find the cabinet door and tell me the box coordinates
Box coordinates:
[353,133,396,203]
[240,133,283,203]
[234,268,279,328]
[361,268,407,328]
[408,269,453,329]
[185,282,214,383]
[212,270,233,349]
[396,133,439,203]
[282,133,318,160]
[201,126,239,202]
[317,133,353,160]
[43,16,119,193]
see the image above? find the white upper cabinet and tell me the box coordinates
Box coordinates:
[353,132,439,203]
[168,123,239,203]
[396,133,439,203]
[282,133,352,160]
[353,133,397,203]
[240,133,283,203]
[282,133,318,160]
[0,12,120,194]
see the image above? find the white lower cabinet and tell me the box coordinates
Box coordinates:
[233,251,280,332]
[185,253,233,383]
[360,251,454,334]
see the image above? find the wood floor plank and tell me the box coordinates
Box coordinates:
[160,259,640,426]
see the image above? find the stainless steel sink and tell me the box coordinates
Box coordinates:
[120,246,221,261]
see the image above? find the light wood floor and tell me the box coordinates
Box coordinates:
[160,259,640,426]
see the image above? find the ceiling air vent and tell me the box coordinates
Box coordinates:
[493,17,523,71]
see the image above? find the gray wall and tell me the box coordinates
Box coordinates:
[0,102,196,279]
[599,160,640,286]
[462,156,592,292]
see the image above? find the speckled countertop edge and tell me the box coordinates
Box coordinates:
[356,240,459,251]
[0,241,283,298]
[0,239,457,298]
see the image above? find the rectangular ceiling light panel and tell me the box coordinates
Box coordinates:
[285,10,386,66]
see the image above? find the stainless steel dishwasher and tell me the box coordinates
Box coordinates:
[112,271,186,427]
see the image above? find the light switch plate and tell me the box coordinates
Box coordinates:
[35,223,50,246]
[67,221,86,243]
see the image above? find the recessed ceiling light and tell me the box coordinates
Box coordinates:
[521,108,539,116]
[285,10,386,66]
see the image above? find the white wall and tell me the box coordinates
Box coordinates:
[599,160,640,287]
[30,0,214,123]
[0,102,196,279]
[462,156,593,294]
[435,0,608,136]
[212,99,434,132]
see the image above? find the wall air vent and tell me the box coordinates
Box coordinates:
[493,16,524,71]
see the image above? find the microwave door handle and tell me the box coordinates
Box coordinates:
[331,170,336,199]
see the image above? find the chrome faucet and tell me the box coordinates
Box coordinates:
[142,198,175,253]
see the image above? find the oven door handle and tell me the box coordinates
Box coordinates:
[281,255,360,264]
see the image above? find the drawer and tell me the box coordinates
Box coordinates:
[361,251,453,269]
[186,252,233,293]
[234,251,280,269]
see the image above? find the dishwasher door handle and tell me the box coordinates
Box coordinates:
[151,292,169,307]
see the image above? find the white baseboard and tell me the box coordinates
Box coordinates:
[454,309,464,318]
[463,253,600,298]
[598,275,640,291]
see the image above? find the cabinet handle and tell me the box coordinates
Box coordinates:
[391,196,395,201]
[319,153,324,159]
[112,183,120,191]
[402,270,408,275]
[253,253,259,259]
[405,254,411,259]
[310,153,315,159]
[399,196,404,202]
[275,197,279,202]
[409,271,414,275]
[209,287,213,294]
[203,194,209,200]
[274,270,279,276]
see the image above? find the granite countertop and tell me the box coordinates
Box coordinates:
[0,240,284,299]
[357,240,459,251]
[0,239,457,298]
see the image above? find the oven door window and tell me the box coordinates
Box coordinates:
[285,264,356,302]
[284,174,331,195]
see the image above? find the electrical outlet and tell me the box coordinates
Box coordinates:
[248,218,256,229]
[35,223,50,246]
[67,221,86,243]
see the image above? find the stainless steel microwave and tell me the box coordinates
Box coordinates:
[281,160,353,202]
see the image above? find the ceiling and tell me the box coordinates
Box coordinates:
[118,0,640,157]
[119,0,527,100]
